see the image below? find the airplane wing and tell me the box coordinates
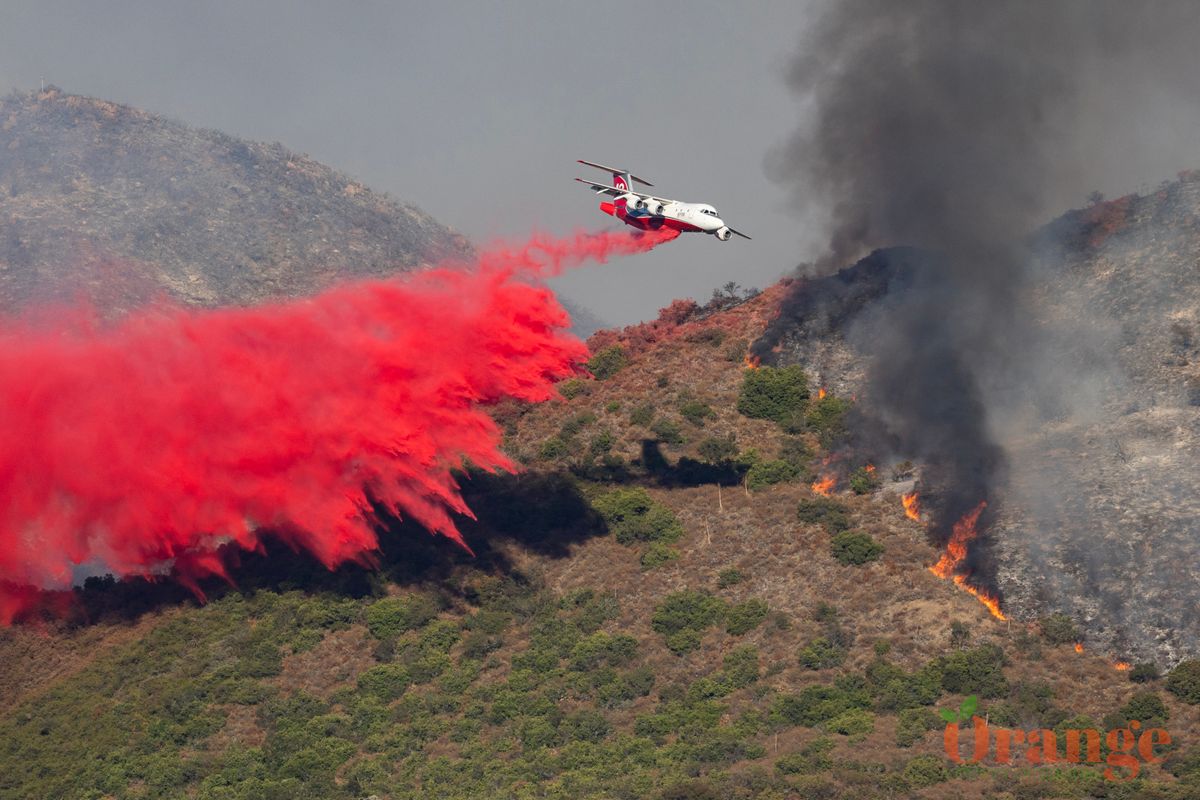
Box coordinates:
[728,228,752,240]
[574,178,674,206]
[577,160,654,187]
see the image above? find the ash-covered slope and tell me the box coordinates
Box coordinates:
[761,172,1200,665]
[995,175,1200,666]
[0,87,470,313]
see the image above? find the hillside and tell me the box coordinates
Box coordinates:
[0,87,470,313]
[754,172,1200,667]
[3,89,1200,798]
[4,269,1200,800]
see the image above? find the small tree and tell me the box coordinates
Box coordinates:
[830,531,883,565]
[737,365,810,424]
[586,345,628,380]
[1167,659,1200,704]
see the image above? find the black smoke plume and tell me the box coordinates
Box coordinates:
[757,1,1200,600]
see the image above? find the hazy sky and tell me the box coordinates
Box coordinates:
[0,1,822,325]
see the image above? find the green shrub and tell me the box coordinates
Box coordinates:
[519,717,560,750]
[1039,613,1080,645]
[587,345,628,380]
[725,599,768,635]
[745,459,801,490]
[641,542,680,570]
[716,568,744,588]
[848,466,880,495]
[778,436,813,471]
[558,377,588,399]
[679,400,715,426]
[896,707,941,747]
[720,645,761,689]
[737,365,810,424]
[1163,745,1200,779]
[653,591,725,654]
[650,418,685,445]
[824,708,874,738]
[564,709,610,743]
[796,498,850,532]
[539,436,569,460]
[605,400,622,413]
[830,531,884,565]
[799,637,845,670]
[903,754,949,788]
[806,395,851,444]
[356,664,411,701]
[664,629,703,655]
[568,632,636,671]
[465,609,511,635]
[1129,662,1161,683]
[1122,691,1170,726]
[365,595,438,639]
[629,403,655,427]
[593,487,684,544]
[560,411,596,438]
[588,430,615,456]
[1167,660,1200,704]
[595,666,656,708]
[771,684,870,728]
[871,662,943,711]
[697,435,737,463]
[775,738,835,774]
[936,644,1009,698]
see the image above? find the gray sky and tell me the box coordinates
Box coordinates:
[0,0,822,325]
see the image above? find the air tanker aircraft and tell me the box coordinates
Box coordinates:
[575,160,751,241]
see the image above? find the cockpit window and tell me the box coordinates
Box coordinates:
[700,208,719,217]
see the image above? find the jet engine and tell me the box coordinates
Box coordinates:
[646,201,665,216]
[715,227,733,241]
[627,195,646,210]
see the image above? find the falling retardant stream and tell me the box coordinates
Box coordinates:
[0,227,680,622]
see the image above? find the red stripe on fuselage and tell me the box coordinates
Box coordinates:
[600,202,703,233]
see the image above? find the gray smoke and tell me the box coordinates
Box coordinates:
[760,0,1200,637]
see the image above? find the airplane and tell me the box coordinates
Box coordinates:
[575,160,750,241]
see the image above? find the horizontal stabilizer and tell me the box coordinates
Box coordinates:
[577,159,654,187]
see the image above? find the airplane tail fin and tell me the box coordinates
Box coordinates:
[577,160,653,190]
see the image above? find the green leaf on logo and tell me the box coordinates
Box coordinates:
[960,695,978,718]
[939,708,959,724]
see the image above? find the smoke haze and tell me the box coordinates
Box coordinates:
[762,1,1200,624]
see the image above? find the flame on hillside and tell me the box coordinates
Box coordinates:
[928,502,1006,620]
[743,354,760,370]
[817,387,827,399]
[901,491,921,521]
[811,475,836,496]
[1113,661,1131,671]
[1074,643,1085,654]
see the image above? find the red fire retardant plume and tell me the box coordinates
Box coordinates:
[0,227,680,622]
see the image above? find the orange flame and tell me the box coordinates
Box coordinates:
[743,354,760,370]
[865,463,876,474]
[1113,661,1131,671]
[1074,643,1085,654]
[928,502,1006,620]
[817,387,827,400]
[811,476,836,496]
[901,491,921,521]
